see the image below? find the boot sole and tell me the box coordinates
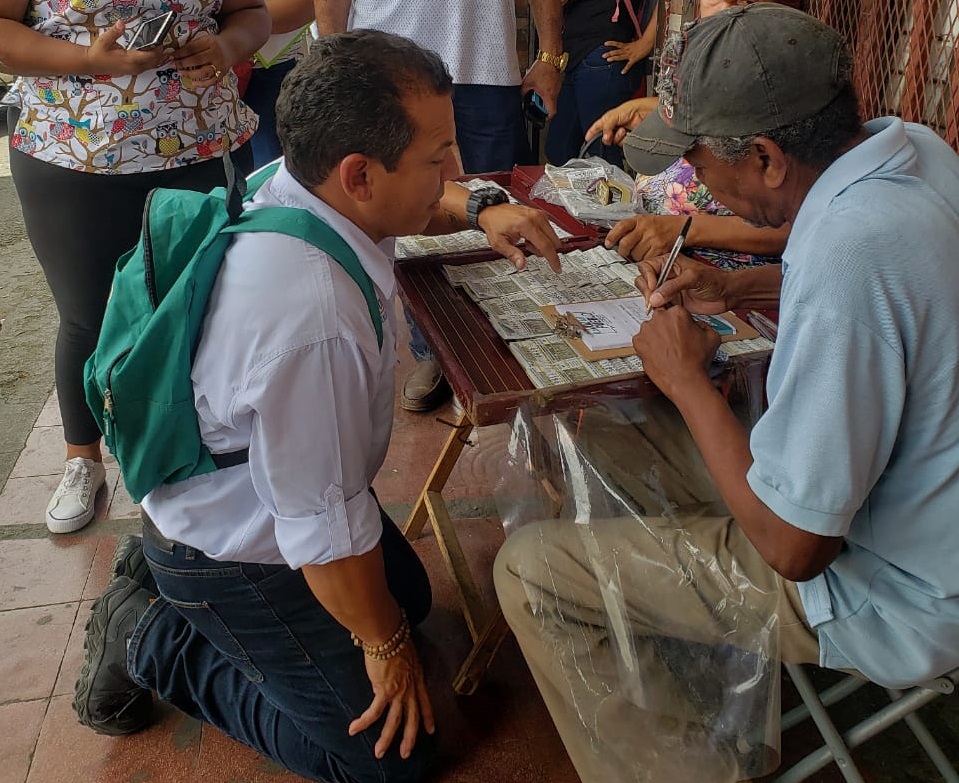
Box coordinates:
[73,578,153,735]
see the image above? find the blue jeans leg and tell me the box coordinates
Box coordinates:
[405,306,433,362]
[128,507,433,783]
[243,60,297,170]
[452,83,532,174]
[545,46,645,168]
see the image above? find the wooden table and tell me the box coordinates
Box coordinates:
[396,167,774,693]
[395,167,669,694]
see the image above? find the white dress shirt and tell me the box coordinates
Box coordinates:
[142,162,398,570]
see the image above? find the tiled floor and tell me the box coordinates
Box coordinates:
[1,320,957,783]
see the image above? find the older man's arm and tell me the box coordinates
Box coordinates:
[631,305,843,582]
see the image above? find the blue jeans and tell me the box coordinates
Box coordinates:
[545,45,645,169]
[244,60,298,169]
[406,84,532,361]
[128,505,434,783]
[452,83,532,174]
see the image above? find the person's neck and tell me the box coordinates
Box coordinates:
[785,128,871,223]
[311,182,386,245]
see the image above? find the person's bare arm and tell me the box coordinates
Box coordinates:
[635,253,783,312]
[632,308,843,582]
[426,182,563,271]
[673,372,843,582]
[302,545,402,646]
[313,0,350,34]
[522,0,564,116]
[214,0,271,64]
[172,0,270,88]
[302,546,434,760]
[265,0,314,34]
[0,0,167,76]
[686,214,789,256]
[607,213,789,261]
[603,3,658,75]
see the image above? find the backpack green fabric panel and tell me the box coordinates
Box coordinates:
[84,164,383,504]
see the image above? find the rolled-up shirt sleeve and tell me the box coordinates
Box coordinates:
[243,338,383,569]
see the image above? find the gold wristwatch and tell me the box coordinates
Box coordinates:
[536,49,569,73]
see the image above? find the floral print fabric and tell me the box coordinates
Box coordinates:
[13,0,257,174]
[635,158,779,269]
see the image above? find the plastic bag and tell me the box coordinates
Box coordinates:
[493,369,781,783]
[531,157,645,227]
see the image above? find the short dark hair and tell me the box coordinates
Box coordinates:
[275,29,453,188]
[696,49,862,173]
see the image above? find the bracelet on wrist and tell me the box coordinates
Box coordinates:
[351,609,410,660]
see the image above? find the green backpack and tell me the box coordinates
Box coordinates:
[84,158,384,504]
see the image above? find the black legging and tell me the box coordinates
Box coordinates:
[8,107,253,444]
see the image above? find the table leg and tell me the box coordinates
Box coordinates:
[425,489,487,640]
[452,612,511,696]
[403,408,473,540]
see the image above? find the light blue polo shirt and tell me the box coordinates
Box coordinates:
[746,118,959,688]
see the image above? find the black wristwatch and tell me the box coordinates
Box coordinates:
[465,186,509,229]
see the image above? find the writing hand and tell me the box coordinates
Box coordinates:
[632,305,720,400]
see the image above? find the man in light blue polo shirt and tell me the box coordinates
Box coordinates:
[494,5,959,781]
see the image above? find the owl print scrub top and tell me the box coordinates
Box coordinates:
[13,0,257,173]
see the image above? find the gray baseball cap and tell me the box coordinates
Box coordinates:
[623,3,847,175]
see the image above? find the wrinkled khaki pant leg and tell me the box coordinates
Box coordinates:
[495,516,819,783]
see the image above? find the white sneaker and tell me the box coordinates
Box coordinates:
[46,458,107,534]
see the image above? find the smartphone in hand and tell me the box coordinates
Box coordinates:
[523,90,548,129]
[124,10,175,51]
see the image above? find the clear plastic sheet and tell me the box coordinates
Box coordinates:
[530,157,644,227]
[493,362,780,783]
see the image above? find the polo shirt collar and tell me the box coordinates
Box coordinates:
[788,117,913,252]
[267,160,397,299]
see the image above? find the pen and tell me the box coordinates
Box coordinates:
[645,216,693,314]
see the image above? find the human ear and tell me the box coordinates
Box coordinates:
[752,136,788,189]
[338,153,374,202]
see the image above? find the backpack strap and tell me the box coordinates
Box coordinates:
[221,206,385,350]
[219,157,283,221]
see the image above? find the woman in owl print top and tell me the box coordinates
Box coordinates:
[0,0,269,533]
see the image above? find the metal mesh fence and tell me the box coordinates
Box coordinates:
[653,0,958,151]
[805,0,959,150]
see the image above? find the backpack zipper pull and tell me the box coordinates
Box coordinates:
[103,389,115,438]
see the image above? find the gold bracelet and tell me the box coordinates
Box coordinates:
[351,610,409,658]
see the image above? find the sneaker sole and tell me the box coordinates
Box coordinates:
[73,578,153,735]
[400,386,452,412]
[46,505,97,534]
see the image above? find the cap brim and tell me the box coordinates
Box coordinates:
[622,109,697,175]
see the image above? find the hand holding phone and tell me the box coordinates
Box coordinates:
[82,20,170,75]
[124,11,175,51]
[523,90,548,129]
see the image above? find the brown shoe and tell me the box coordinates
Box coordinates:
[401,360,451,412]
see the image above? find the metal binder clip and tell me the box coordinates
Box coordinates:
[552,313,583,340]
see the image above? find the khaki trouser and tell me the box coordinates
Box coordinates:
[493,404,820,783]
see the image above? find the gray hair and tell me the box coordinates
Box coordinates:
[696,49,861,172]
[275,29,453,188]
